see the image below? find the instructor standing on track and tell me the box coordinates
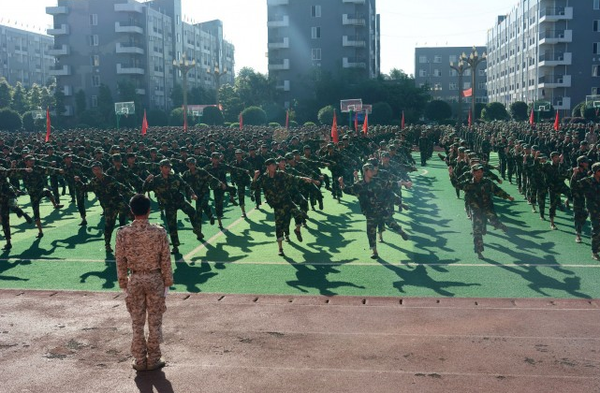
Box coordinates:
[115,194,173,372]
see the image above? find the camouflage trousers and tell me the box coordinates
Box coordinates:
[0,199,28,241]
[471,208,503,253]
[536,189,547,217]
[165,202,202,247]
[194,193,214,222]
[507,161,515,183]
[548,184,571,219]
[235,183,249,207]
[28,188,54,220]
[125,271,166,365]
[590,214,600,254]
[572,198,588,234]
[104,202,130,247]
[366,211,403,249]
[273,202,307,241]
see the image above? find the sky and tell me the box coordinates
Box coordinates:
[2,0,519,76]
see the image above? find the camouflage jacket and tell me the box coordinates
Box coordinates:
[143,173,194,206]
[79,174,134,208]
[251,170,305,208]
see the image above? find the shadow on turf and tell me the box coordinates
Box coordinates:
[134,370,175,393]
[80,255,118,289]
[378,259,480,296]
[172,259,219,293]
[0,258,31,282]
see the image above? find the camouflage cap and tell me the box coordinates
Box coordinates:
[593,162,600,172]
[550,151,560,157]
[577,155,589,164]
[265,158,276,166]
[91,161,103,168]
[211,152,221,158]
[235,149,243,154]
[159,159,171,167]
[471,164,484,171]
[185,157,197,164]
[284,153,294,160]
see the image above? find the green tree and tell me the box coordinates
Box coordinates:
[28,84,42,110]
[235,67,277,107]
[0,77,12,108]
[97,84,114,126]
[78,109,105,128]
[202,106,224,125]
[169,108,184,126]
[0,108,22,131]
[572,102,585,118]
[317,105,335,125]
[22,111,36,131]
[371,101,393,125]
[482,102,509,121]
[189,86,214,105]
[241,106,267,125]
[54,89,67,118]
[75,89,87,117]
[147,109,169,126]
[40,86,54,110]
[12,82,29,113]
[509,101,528,121]
[424,100,452,122]
[261,102,286,123]
[218,84,244,122]
[170,83,183,108]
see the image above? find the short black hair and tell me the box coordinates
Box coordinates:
[129,194,151,216]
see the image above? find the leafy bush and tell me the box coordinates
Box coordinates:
[0,108,22,131]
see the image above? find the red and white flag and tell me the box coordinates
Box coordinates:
[362,112,368,135]
[141,109,148,135]
[553,110,560,131]
[45,107,51,142]
[401,111,405,129]
[331,110,339,144]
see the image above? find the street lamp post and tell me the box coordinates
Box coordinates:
[449,58,469,130]
[207,65,227,105]
[462,47,487,124]
[172,53,196,131]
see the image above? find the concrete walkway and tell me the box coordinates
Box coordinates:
[1,290,599,392]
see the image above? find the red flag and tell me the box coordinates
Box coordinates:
[331,110,339,144]
[45,107,51,142]
[239,113,243,130]
[553,110,559,131]
[183,106,188,132]
[461,88,473,97]
[362,112,368,135]
[285,110,289,130]
[354,112,358,133]
[529,108,535,126]
[468,108,472,127]
[141,109,148,136]
[401,111,405,129]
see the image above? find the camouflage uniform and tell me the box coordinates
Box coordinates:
[181,165,220,223]
[251,170,308,241]
[578,167,600,257]
[570,165,589,237]
[0,167,31,249]
[458,174,512,254]
[115,219,172,369]
[343,175,406,250]
[142,172,203,249]
[14,164,62,220]
[78,173,133,249]
[544,158,571,221]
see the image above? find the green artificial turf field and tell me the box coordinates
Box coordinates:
[0,153,598,299]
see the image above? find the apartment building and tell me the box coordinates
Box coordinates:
[46,0,234,116]
[486,0,600,115]
[267,0,380,107]
[0,25,54,88]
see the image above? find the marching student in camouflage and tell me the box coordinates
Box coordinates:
[531,154,549,219]
[75,162,133,252]
[11,155,64,238]
[455,163,514,260]
[229,149,253,217]
[143,159,203,254]
[116,194,172,372]
[544,152,572,230]
[577,162,600,260]
[0,166,32,251]
[245,145,265,208]
[339,163,409,259]
[61,153,91,225]
[106,154,144,194]
[41,145,63,203]
[570,156,590,244]
[182,157,223,226]
[251,158,315,256]
[203,152,241,228]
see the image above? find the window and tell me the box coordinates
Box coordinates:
[433,69,442,77]
[433,55,442,63]
[594,43,600,55]
[418,69,427,77]
[449,83,458,90]
[311,5,321,17]
[311,27,321,39]
[449,69,458,77]
[479,69,486,76]
[595,20,600,32]
[433,83,442,91]
[464,69,471,76]
[595,0,600,10]
[91,55,100,67]
[478,82,486,90]
[311,48,321,60]
[594,65,600,77]
[592,87,600,95]
[91,95,98,108]
[90,14,98,26]
[88,35,99,46]
[449,55,457,63]
[92,75,100,87]
[419,55,427,64]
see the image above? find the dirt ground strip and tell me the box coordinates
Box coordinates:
[1,290,599,393]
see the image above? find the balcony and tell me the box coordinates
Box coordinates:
[539,7,573,23]
[48,24,69,36]
[268,37,289,49]
[62,85,72,97]
[116,42,145,55]
[114,2,144,13]
[552,97,570,110]
[343,0,365,3]
[342,14,366,26]
[267,0,289,4]
[538,74,571,88]
[268,58,290,71]
[343,35,366,47]
[135,88,146,95]
[539,29,572,45]
[49,65,71,76]
[115,22,144,34]
[343,57,367,69]
[117,64,145,75]
[46,6,68,15]
[539,52,572,67]
[275,80,290,91]
[48,44,70,56]
[267,15,289,28]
